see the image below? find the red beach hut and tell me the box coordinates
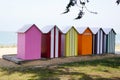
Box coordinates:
[17,24,42,60]
[41,25,62,58]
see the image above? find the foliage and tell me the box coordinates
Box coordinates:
[63,0,120,19]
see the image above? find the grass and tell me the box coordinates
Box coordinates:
[0,57,120,80]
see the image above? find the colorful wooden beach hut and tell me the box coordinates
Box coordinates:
[98,28,107,54]
[17,24,42,60]
[90,27,106,54]
[103,28,116,53]
[90,27,100,54]
[41,25,62,58]
[91,28,106,54]
[76,27,93,55]
[61,26,78,57]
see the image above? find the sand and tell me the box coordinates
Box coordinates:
[115,45,120,51]
[0,44,120,58]
[0,47,17,58]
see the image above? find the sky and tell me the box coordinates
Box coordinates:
[0,0,120,34]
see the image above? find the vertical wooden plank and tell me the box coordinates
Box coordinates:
[69,29,72,56]
[50,29,54,58]
[75,30,78,56]
[55,28,59,57]
[113,31,115,53]
[70,28,73,56]
[71,28,74,56]
[61,34,65,57]
[108,34,110,53]
[109,32,112,53]
[66,32,70,57]
[94,34,97,54]
[92,35,95,54]
[100,30,103,54]
[58,31,61,57]
[104,34,107,53]
[106,35,108,53]
[110,31,113,53]
[97,30,100,54]
[78,34,81,55]
[111,31,113,53]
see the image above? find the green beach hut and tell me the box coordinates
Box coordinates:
[103,28,116,54]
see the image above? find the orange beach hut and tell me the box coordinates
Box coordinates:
[76,27,93,55]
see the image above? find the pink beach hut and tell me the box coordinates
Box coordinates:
[17,24,42,60]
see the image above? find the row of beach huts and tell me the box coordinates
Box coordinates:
[17,24,116,60]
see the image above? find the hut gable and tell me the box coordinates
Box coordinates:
[17,24,41,33]
[41,25,54,33]
[41,25,62,33]
[75,27,87,34]
[83,27,93,35]
[61,26,78,34]
[75,27,92,34]
[103,28,112,34]
[61,26,72,34]
[103,28,116,35]
[90,27,100,34]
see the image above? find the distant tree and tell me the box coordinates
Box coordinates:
[63,0,120,20]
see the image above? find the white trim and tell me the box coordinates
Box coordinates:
[100,30,103,54]
[108,34,110,53]
[55,28,59,58]
[50,29,54,58]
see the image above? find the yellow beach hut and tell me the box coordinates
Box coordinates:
[61,26,78,57]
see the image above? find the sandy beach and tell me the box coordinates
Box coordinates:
[0,47,17,58]
[115,44,120,52]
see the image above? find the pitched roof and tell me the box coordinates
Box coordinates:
[17,24,41,33]
[90,27,100,34]
[41,25,55,33]
[102,28,112,34]
[17,24,34,33]
[102,28,116,34]
[111,28,116,34]
[75,27,88,34]
[60,26,72,34]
